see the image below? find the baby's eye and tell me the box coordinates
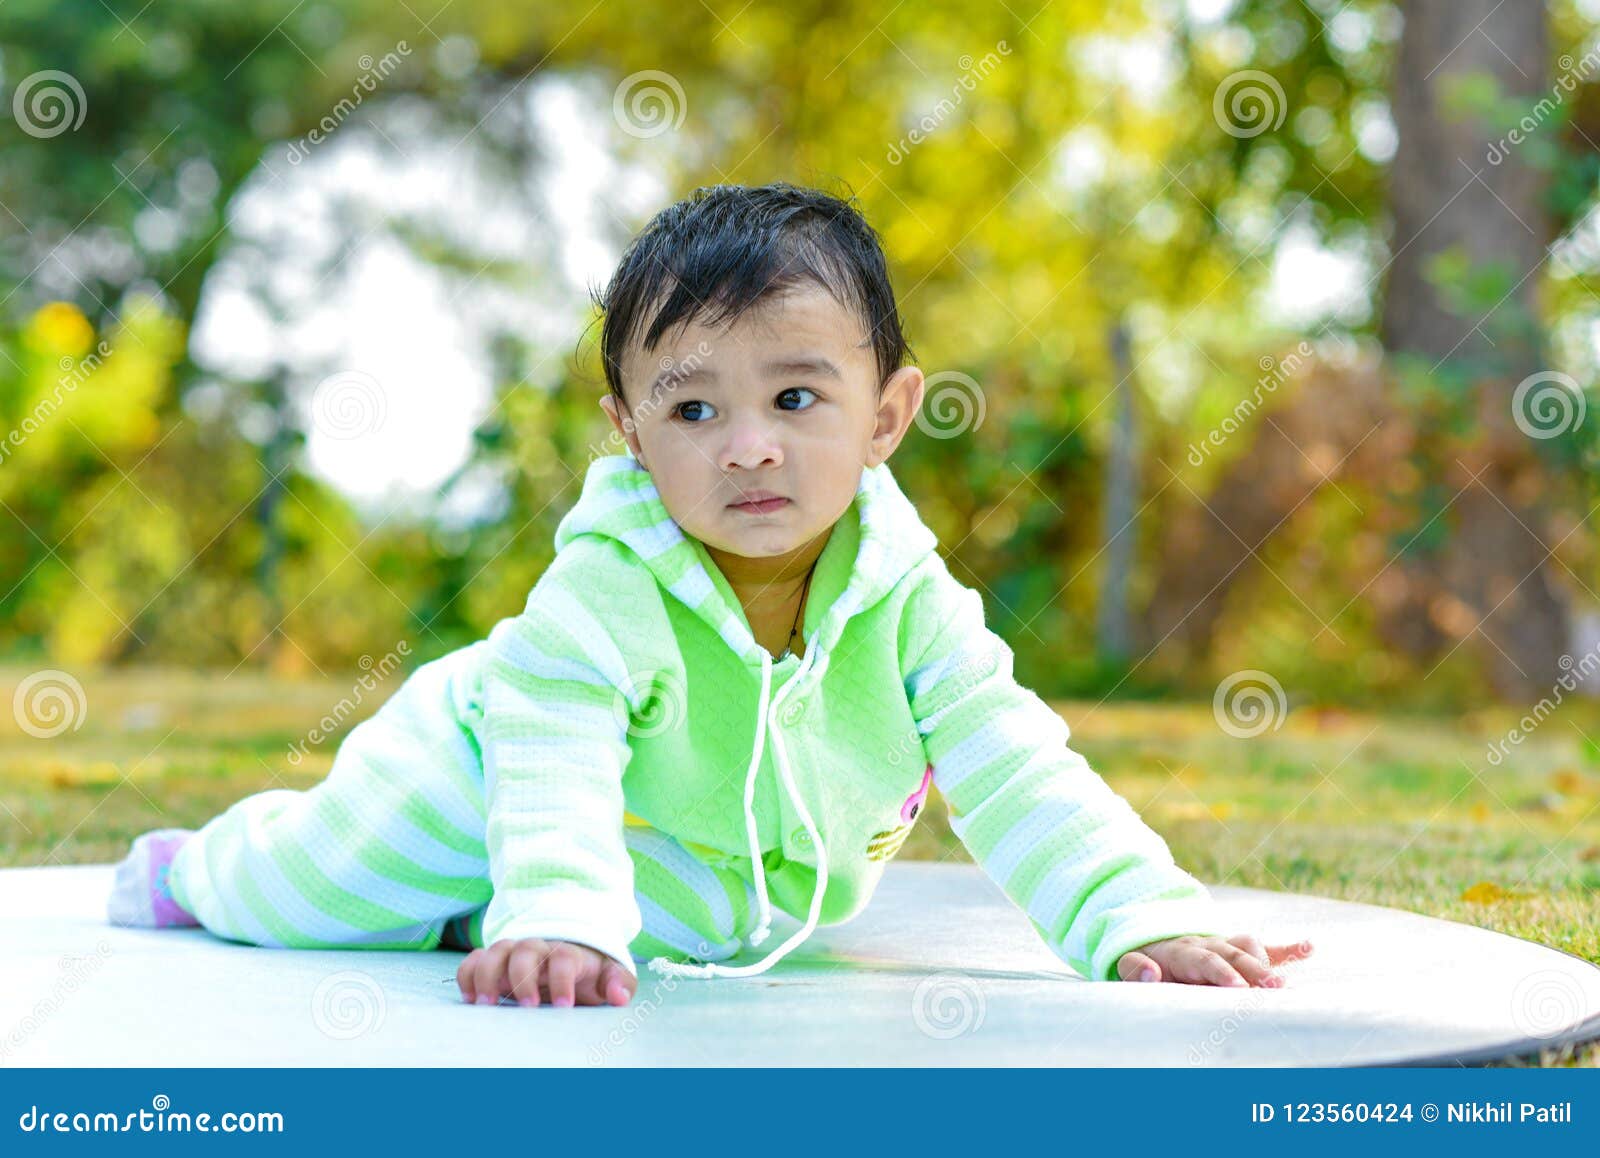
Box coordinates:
[673,399,717,423]
[776,387,818,411]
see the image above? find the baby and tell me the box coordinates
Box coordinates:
[106,181,1312,1008]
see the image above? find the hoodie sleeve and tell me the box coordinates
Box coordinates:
[478,573,643,977]
[899,555,1226,982]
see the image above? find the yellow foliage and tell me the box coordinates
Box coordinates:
[27,302,94,357]
[1459,880,1533,904]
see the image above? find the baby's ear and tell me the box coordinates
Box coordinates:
[598,394,645,462]
[869,364,925,464]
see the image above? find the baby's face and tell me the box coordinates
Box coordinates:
[602,284,922,561]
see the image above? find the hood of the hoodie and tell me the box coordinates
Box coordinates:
[552,450,939,667]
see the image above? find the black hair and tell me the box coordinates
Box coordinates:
[591,181,913,405]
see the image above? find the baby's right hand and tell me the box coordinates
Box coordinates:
[456,938,637,1008]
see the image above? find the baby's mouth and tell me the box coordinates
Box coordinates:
[728,496,791,515]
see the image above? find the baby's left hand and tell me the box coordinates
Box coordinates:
[1116,933,1313,988]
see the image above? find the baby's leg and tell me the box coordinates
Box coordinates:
[435,821,756,967]
[162,645,494,950]
[623,824,756,965]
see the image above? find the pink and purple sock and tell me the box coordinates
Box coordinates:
[106,828,201,928]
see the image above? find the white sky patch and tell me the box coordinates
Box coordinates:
[1051,126,1109,194]
[1072,33,1177,107]
[189,72,667,522]
[1259,219,1370,330]
[1185,0,1239,24]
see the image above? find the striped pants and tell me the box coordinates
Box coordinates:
[165,643,760,965]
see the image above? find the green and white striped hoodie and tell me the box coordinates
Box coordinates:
[480,451,1225,982]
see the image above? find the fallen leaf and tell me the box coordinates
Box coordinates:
[1460,880,1533,904]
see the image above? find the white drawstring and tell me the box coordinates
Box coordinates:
[744,653,776,947]
[647,645,830,980]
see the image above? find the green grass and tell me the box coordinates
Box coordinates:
[3,666,1597,1066]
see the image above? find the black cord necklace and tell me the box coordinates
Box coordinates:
[776,564,816,661]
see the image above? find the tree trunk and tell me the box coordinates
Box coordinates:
[1096,318,1138,663]
[1379,0,1570,698]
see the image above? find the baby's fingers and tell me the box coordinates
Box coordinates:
[507,940,552,1007]
[1117,951,1162,983]
[544,943,583,1008]
[1266,938,1315,965]
[1216,942,1282,987]
[459,939,518,1005]
[1171,944,1250,988]
[570,955,636,1007]
[598,958,636,1007]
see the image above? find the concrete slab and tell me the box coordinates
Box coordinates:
[2,862,1596,1066]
